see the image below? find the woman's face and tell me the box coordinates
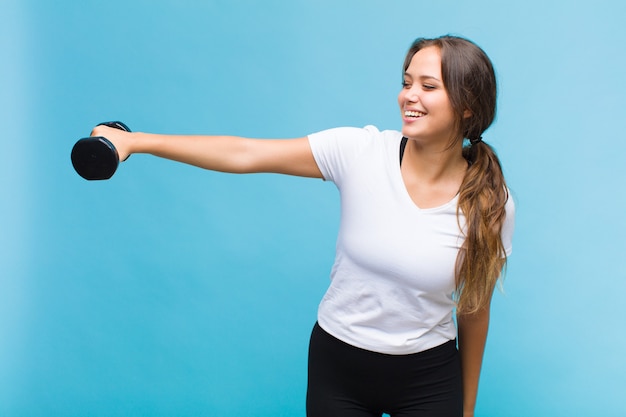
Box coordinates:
[398,46,458,144]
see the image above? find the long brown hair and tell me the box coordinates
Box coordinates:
[404,35,510,314]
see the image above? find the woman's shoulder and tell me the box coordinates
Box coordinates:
[308,125,400,157]
[310,125,402,140]
[364,125,404,141]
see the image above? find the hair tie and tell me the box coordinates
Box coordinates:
[470,136,483,145]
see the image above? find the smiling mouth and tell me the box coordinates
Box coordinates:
[404,110,426,118]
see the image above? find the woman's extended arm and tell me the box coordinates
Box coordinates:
[457,304,491,417]
[89,125,323,178]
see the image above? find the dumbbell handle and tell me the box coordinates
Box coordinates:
[71,121,131,180]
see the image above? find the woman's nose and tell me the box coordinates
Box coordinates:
[404,86,419,103]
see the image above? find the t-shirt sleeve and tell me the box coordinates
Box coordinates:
[307,125,379,185]
[502,192,515,256]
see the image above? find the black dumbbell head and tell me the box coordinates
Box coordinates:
[71,121,131,180]
[71,136,119,180]
[98,121,131,132]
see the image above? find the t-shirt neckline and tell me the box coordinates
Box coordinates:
[396,136,460,213]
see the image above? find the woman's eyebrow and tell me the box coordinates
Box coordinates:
[403,72,442,82]
[419,75,442,82]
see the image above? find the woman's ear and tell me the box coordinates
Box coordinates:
[463,109,472,118]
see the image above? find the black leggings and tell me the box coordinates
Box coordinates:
[306,323,462,417]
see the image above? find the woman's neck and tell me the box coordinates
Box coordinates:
[403,137,467,183]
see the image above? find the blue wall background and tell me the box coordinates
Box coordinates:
[2,0,625,416]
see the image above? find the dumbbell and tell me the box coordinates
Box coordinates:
[71,121,130,180]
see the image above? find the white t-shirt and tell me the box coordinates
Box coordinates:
[308,125,515,355]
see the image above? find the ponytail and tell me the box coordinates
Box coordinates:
[456,141,509,314]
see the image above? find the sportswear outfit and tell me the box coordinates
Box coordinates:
[305,126,515,417]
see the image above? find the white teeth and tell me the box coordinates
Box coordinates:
[405,110,425,118]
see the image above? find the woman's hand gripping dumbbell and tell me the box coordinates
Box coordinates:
[71,121,131,180]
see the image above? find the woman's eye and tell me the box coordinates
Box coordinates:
[402,81,411,88]
[423,84,435,90]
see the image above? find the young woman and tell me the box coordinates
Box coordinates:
[90,35,514,417]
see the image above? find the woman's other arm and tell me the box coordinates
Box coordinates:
[456,298,491,417]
